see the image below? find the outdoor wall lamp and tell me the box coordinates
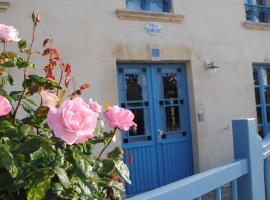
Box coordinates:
[204,60,220,74]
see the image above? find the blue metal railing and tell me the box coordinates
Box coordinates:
[245,4,270,23]
[127,119,268,200]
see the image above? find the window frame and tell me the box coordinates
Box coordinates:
[253,65,270,137]
[245,0,270,23]
[126,0,173,13]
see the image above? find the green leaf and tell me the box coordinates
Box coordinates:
[0,127,20,139]
[9,91,23,101]
[115,161,131,184]
[24,98,38,106]
[2,72,9,83]
[16,57,29,69]
[28,75,43,80]
[107,147,123,160]
[0,120,14,130]
[0,145,18,178]
[1,58,16,68]
[72,152,93,178]
[23,75,61,95]
[22,101,34,114]
[110,181,125,191]
[18,39,28,52]
[28,61,36,69]
[8,74,14,85]
[36,106,49,118]
[99,159,114,174]
[0,169,14,191]
[54,167,71,189]
[71,176,92,197]
[17,138,41,154]
[18,124,35,136]
[4,95,15,106]
[27,176,51,200]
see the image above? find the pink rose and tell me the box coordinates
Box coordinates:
[104,106,136,131]
[40,90,59,108]
[47,97,97,145]
[0,24,20,43]
[0,96,12,116]
[88,98,102,113]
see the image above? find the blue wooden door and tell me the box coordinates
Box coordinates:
[117,64,193,197]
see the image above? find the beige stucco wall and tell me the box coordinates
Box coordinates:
[1,0,268,171]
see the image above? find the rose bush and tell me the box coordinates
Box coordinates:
[48,97,98,145]
[104,106,136,131]
[0,96,12,116]
[0,12,135,200]
[0,24,20,43]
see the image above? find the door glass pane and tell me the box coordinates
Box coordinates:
[163,73,178,99]
[129,109,145,136]
[257,107,263,124]
[256,0,264,5]
[253,69,259,86]
[255,87,261,105]
[127,0,142,10]
[267,106,270,123]
[165,106,180,131]
[125,74,142,101]
[265,88,270,104]
[262,68,270,86]
[148,0,164,12]
[142,70,149,101]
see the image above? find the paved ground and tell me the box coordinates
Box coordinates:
[202,185,231,200]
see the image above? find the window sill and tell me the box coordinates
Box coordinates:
[242,21,270,31]
[115,9,184,24]
[0,1,10,13]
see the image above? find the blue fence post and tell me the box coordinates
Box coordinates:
[232,118,265,200]
[264,158,270,200]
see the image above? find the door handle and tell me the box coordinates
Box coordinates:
[158,129,163,143]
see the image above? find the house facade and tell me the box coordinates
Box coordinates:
[1,0,270,197]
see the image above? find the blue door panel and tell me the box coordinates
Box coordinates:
[117,63,193,197]
[159,141,193,185]
[125,146,159,195]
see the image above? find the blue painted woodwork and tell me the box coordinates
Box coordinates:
[127,118,270,200]
[232,119,265,200]
[214,187,221,200]
[231,180,237,200]
[126,0,172,13]
[127,159,248,200]
[245,3,270,23]
[252,65,270,137]
[117,64,193,196]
